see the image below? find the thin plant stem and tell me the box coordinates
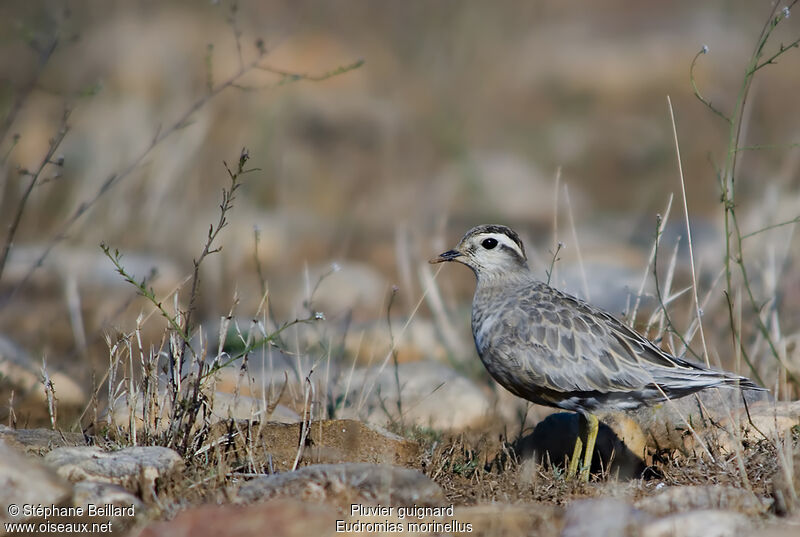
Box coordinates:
[0,111,70,283]
[667,95,710,366]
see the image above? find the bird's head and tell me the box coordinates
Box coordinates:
[429,224,528,279]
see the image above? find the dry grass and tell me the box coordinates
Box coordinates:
[0,2,799,533]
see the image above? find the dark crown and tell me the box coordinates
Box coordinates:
[462,224,526,260]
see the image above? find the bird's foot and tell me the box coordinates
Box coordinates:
[567,436,583,480]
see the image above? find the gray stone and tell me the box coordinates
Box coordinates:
[0,441,72,524]
[233,463,445,507]
[44,446,183,500]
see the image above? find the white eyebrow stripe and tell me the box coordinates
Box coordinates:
[479,232,525,259]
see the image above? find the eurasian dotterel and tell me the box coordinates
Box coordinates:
[430,224,765,481]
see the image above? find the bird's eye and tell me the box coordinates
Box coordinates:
[481,238,498,250]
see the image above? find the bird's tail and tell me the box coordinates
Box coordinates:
[656,368,766,400]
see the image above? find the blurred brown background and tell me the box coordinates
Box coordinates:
[1,0,798,420]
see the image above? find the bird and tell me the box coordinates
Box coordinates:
[430,224,765,481]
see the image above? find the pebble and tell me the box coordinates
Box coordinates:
[44,446,183,500]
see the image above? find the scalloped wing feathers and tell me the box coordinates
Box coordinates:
[472,279,762,413]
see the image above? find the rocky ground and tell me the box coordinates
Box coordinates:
[0,357,799,537]
[1,3,800,536]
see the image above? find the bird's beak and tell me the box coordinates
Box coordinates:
[429,249,462,264]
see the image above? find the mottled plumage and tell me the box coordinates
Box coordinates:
[475,277,765,410]
[431,224,764,480]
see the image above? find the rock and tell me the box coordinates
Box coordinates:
[636,485,769,517]
[716,400,800,454]
[456,503,563,537]
[515,412,646,479]
[233,463,445,507]
[44,446,183,500]
[135,499,336,537]
[0,441,72,525]
[210,419,419,472]
[342,360,492,431]
[0,425,87,455]
[640,510,751,537]
[562,498,647,537]
[624,387,771,453]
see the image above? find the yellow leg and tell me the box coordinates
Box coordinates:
[579,413,599,483]
[567,433,583,479]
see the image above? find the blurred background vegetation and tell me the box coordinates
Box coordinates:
[0,0,798,422]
